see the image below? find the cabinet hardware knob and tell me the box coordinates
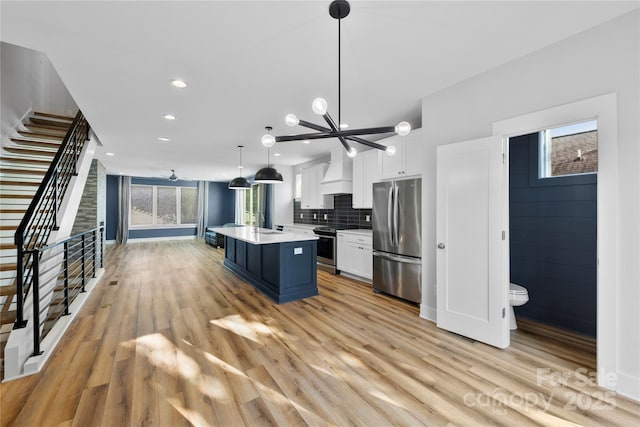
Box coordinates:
[437,243,445,249]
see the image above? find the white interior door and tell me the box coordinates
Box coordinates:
[436,136,509,348]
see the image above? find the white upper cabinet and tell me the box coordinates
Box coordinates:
[301,163,335,209]
[380,128,424,179]
[352,149,381,209]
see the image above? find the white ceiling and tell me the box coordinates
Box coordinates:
[1,1,637,181]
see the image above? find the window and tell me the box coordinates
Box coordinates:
[236,184,262,226]
[539,120,598,178]
[130,184,198,227]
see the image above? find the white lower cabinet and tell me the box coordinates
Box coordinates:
[337,231,373,280]
[282,225,315,236]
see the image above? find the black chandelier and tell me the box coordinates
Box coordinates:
[261,0,411,157]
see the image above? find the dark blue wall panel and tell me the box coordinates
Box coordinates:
[509,133,597,337]
[105,175,119,240]
[105,176,235,241]
[208,182,235,226]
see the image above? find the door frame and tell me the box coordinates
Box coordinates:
[492,92,617,391]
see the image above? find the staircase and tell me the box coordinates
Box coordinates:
[0,111,75,378]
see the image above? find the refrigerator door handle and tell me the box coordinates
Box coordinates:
[373,251,422,265]
[393,183,399,250]
[387,184,394,248]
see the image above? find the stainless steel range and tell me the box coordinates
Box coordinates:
[313,226,343,274]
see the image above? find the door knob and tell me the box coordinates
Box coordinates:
[437,243,445,249]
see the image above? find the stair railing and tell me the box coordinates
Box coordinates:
[13,111,89,329]
[26,224,104,355]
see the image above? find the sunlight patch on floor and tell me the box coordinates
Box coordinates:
[209,314,273,343]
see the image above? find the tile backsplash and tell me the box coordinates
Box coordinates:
[293,194,372,229]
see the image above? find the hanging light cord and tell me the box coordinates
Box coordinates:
[338,16,341,128]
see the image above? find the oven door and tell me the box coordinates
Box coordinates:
[315,234,336,268]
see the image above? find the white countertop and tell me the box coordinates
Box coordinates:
[209,226,318,245]
[338,229,373,236]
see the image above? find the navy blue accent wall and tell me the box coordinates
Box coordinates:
[105,175,119,240]
[105,176,235,240]
[207,182,235,226]
[509,133,597,337]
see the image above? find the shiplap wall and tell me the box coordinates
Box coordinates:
[509,133,597,336]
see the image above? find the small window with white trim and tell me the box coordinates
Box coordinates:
[539,120,598,178]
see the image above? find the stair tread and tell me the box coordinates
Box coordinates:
[3,147,56,157]
[0,243,16,250]
[0,156,52,164]
[0,263,17,272]
[0,311,17,324]
[33,111,75,121]
[0,180,41,187]
[0,168,46,176]
[10,138,61,149]
[0,194,34,199]
[23,124,68,134]
[29,118,72,129]
[17,131,65,141]
[0,286,15,297]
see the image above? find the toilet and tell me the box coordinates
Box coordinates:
[509,283,529,330]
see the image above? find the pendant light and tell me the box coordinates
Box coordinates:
[263,0,411,157]
[228,145,251,190]
[168,169,178,181]
[255,127,283,184]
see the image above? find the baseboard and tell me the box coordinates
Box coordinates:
[420,305,436,322]
[126,235,197,243]
[338,271,372,284]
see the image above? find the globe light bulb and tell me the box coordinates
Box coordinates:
[385,145,397,157]
[395,121,411,136]
[261,133,275,148]
[285,114,299,127]
[312,97,328,115]
[347,147,358,158]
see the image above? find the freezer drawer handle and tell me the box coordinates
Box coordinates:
[373,251,422,265]
[437,243,445,249]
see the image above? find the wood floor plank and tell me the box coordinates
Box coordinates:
[2,240,638,426]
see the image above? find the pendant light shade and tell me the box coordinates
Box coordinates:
[229,145,251,190]
[254,166,283,184]
[255,128,283,184]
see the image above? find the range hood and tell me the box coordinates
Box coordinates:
[320,146,353,194]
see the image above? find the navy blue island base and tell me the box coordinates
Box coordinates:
[223,236,318,304]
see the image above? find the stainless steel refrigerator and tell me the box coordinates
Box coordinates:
[372,178,422,303]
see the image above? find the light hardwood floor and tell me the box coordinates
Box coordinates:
[1,240,638,426]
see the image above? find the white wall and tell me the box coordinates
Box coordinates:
[1,42,77,140]
[420,10,639,399]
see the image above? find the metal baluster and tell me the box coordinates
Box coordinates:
[100,223,104,268]
[13,241,27,329]
[81,234,86,292]
[53,170,60,230]
[31,250,43,356]
[92,229,96,278]
[64,242,70,316]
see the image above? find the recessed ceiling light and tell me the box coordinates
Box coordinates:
[157,137,171,142]
[340,123,349,129]
[106,152,115,156]
[302,140,311,144]
[274,153,281,157]
[163,114,176,120]
[171,80,187,88]
[238,165,244,169]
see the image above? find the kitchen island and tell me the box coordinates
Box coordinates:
[208,226,318,303]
